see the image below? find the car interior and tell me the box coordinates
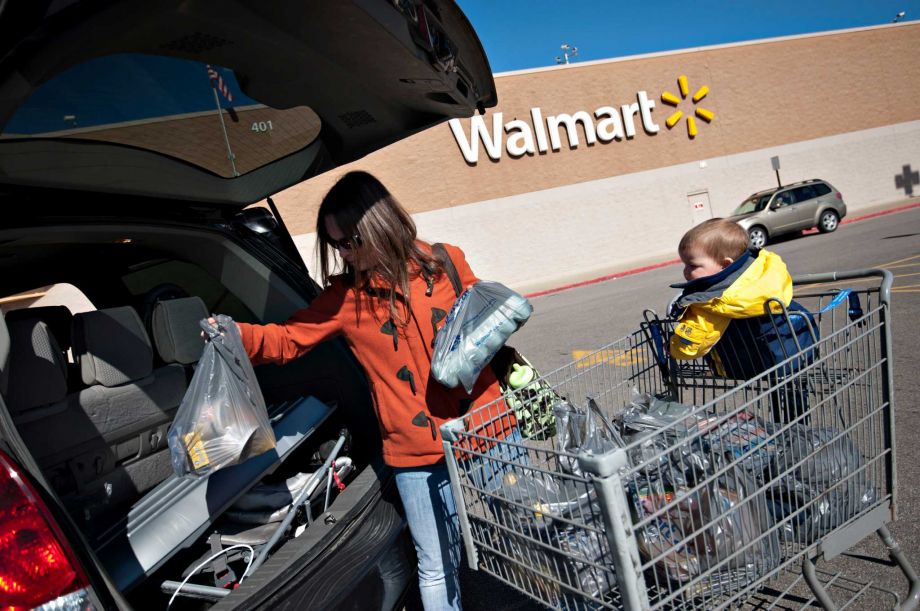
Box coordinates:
[0,1,498,607]
[0,217,388,607]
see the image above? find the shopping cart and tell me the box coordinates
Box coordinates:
[441,269,919,610]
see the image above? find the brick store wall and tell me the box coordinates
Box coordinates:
[273,23,920,239]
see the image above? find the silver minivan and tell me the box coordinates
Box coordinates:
[731,179,847,248]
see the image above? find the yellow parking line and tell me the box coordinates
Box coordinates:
[884,263,920,270]
[572,349,646,368]
[879,253,920,268]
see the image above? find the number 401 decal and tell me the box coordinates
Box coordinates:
[251,120,274,133]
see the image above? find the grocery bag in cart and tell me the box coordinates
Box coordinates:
[484,398,621,605]
[441,269,918,611]
[618,392,781,598]
[167,314,276,477]
[492,469,616,604]
[767,424,877,544]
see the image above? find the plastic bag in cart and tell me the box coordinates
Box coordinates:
[491,470,615,607]
[618,390,711,479]
[696,411,777,474]
[167,314,276,477]
[493,469,596,531]
[768,425,877,543]
[431,281,532,393]
[554,397,625,477]
[630,468,780,598]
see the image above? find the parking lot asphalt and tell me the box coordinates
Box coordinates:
[452,205,920,610]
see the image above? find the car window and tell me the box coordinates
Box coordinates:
[791,186,818,203]
[774,191,794,206]
[734,194,772,215]
[0,54,321,178]
[0,283,95,316]
[121,259,255,323]
[813,183,832,196]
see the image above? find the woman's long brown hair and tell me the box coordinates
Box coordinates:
[316,171,442,324]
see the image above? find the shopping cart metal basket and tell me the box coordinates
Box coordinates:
[441,269,919,610]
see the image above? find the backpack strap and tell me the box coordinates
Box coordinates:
[432,243,463,297]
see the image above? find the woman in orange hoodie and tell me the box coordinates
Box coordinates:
[233,171,508,610]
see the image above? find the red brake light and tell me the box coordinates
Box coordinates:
[0,450,88,609]
[835,192,842,199]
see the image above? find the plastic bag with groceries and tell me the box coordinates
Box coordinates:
[167,314,276,477]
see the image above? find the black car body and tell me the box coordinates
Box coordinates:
[0,1,495,609]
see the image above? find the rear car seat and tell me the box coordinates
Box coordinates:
[5,305,80,391]
[6,306,186,530]
[5,305,73,352]
[150,296,208,371]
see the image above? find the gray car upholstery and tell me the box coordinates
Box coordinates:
[4,318,69,418]
[73,307,154,387]
[151,296,208,365]
[6,305,73,352]
[10,306,186,529]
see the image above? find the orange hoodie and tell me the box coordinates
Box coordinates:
[237,242,508,467]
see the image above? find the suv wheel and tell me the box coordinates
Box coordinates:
[748,226,768,249]
[818,210,839,233]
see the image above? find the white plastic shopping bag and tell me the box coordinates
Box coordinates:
[167,314,276,477]
[431,281,532,393]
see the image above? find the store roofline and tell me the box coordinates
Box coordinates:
[494,21,917,78]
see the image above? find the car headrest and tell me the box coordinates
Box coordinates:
[0,312,10,397]
[5,306,74,352]
[151,296,209,365]
[73,307,153,387]
[5,318,68,415]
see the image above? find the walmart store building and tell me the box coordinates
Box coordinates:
[276,22,920,294]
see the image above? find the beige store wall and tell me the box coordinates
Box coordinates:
[279,23,920,292]
[293,119,920,293]
[273,22,920,236]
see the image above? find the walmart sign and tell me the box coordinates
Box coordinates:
[448,76,715,164]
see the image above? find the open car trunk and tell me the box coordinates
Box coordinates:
[0,209,412,609]
[0,2,496,606]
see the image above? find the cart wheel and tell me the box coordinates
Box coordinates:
[818,210,839,233]
[748,226,768,248]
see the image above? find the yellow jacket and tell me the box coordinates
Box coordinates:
[670,249,793,360]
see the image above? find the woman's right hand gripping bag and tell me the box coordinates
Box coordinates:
[431,281,532,393]
[167,314,276,477]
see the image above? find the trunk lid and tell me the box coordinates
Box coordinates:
[0,0,496,208]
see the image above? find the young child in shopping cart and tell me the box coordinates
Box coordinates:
[667,218,815,422]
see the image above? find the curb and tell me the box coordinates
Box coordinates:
[525,200,920,299]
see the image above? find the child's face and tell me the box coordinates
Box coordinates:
[681,247,730,281]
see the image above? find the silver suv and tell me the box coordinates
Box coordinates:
[731,179,847,248]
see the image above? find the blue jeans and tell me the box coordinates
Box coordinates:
[394,464,463,611]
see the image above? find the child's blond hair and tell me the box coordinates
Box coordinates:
[678,218,750,262]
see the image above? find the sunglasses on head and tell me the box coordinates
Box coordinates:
[328,233,362,251]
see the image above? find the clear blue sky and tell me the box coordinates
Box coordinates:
[458,0,916,73]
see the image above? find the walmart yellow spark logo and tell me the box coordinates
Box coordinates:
[661,75,714,139]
